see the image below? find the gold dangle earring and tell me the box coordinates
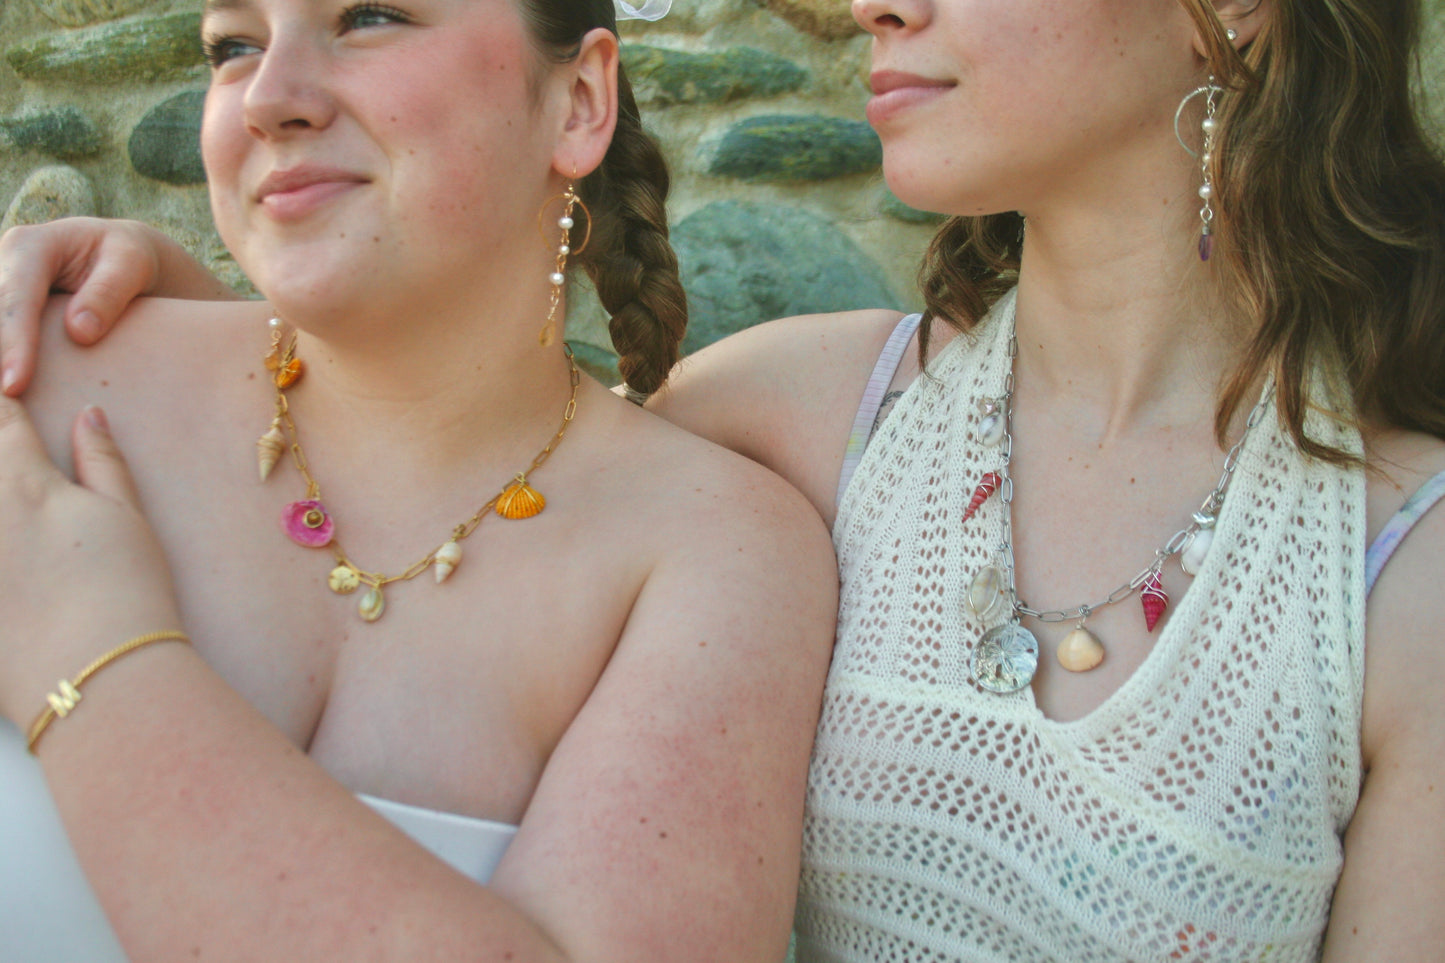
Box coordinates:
[537,182,592,347]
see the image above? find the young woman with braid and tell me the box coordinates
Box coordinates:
[0,0,837,959]
[6,0,1445,960]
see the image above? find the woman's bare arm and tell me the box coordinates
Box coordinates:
[0,218,238,396]
[0,393,837,962]
[1321,439,1445,961]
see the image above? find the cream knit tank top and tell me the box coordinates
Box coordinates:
[796,290,1367,963]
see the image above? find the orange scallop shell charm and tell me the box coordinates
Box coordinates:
[495,475,546,520]
[264,347,304,389]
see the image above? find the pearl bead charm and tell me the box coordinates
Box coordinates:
[559,216,574,230]
[549,272,565,286]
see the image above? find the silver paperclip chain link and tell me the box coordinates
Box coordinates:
[991,333,1274,626]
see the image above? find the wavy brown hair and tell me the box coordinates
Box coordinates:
[519,0,687,394]
[917,0,1445,462]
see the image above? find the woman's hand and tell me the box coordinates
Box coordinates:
[0,218,236,397]
[0,397,183,727]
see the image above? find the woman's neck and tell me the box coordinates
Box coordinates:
[1009,199,1246,444]
[271,285,579,480]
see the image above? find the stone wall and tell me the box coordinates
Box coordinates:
[3,0,1443,379]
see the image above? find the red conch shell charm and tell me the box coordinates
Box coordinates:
[1141,571,1169,632]
[962,471,1003,523]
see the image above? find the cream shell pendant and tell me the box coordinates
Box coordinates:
[1056,625,1105,672]
[970,623,1040,694]
[358,586,386,622]
[433,540,463,584]
[967,565,1012,624]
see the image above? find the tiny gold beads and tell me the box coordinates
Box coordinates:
[328,565,361,595]
[495,475,545,520]
[1056,626,1105,673]
[359,586,386,622]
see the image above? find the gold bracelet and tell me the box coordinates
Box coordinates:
[25,630,191,755]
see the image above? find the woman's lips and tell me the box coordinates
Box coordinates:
[256,170,368,221]
[866,71,955,126]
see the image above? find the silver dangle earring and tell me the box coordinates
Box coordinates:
[1175,77,1224,261]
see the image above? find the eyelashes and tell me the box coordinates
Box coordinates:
[202,2,414,68]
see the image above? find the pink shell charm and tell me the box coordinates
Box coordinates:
[283,499,334,548]
[1141,571,1169,632]
[962,471,1003,522]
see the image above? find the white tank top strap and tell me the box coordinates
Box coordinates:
[835,313,924,509]
[1365,467,1445,596]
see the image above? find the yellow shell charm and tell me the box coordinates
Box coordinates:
[495,475,545,520]
[328,565,361,595]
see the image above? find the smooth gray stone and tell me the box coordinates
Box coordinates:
[672,200,898,354]
[6,11,204,85]
[623,45,806,105]
[0,107,102,159]
[1,164,96,231]
[709,114,881,182]
[127,90,206,185]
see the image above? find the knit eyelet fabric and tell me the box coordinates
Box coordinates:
[795,289,1366,963]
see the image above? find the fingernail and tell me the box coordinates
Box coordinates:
[0,359,15,395]
[73,310,101,342]
[84,404,109,432]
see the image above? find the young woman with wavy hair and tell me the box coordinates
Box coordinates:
[4,0,1444,958]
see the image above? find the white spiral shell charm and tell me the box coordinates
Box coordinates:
[256,421,286,481]
[434,540,463,584]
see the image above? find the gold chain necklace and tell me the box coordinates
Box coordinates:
[254,322,580,622]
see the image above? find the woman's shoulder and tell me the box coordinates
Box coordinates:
[647,308,920,522]
[1361,428,1445,762]
[24,295,270,453]
[597,386,835,548]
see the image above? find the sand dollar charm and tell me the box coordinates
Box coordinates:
[970,623,1039,694]
[328,565,361,595]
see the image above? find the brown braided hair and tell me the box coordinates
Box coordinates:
[917,0,1445,463]
[519,0,687,394]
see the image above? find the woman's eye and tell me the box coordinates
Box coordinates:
[203,36,262,68]
[338,3,411,31]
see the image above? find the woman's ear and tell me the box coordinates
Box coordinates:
[1192,0,1270,57]
[552,27,619,179]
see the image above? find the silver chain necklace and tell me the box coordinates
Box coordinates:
[964,328,1274,695]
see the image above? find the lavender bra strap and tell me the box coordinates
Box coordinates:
[1365,468,1445,596]
[836,313,924,509]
